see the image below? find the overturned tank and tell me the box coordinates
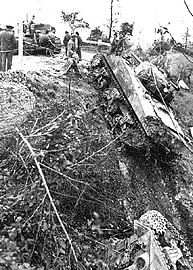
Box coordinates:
[88,53,190,160]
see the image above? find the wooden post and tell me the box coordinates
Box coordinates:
[18,21,23,69]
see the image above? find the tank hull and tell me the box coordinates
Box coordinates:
[89,54,186,157]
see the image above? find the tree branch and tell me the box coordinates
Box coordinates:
[184,0,193,17]
[16,128,78,263]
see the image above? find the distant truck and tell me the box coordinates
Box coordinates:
[15,23,62,55]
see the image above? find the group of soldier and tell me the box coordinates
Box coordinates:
[63,31,82,60]
[0,22,125,74]
[0,17,84,73]
[63,31,83,75]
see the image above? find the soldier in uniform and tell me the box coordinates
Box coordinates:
[109,32,119,55]
[63,31,71,56]
[75,31,82,61]
[65,34,81,76]
[0,25,16,71]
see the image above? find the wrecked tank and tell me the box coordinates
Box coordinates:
[109,210,193,270]
[89,53,189,160]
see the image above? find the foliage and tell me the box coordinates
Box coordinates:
[1,56,193,269]
[0,71,130,269]
[120,22,134,36]
[61,11,90,32]
[88,26,103,41]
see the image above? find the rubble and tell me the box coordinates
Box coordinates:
[107,210,193,270]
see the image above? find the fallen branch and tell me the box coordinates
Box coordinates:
[69,132,124,167]
[29,109,66,136]
[40,162,115,201]
[23,193,47,228]
[16,128,78,263]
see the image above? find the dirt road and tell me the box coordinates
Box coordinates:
[11,50,95,72]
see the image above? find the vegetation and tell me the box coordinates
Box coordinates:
[61,11,90,32]
[120,22,134,36]
[0,69,132,269]
[88,26,103,41]
[1,27,193,268]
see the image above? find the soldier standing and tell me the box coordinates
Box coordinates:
[63,31,71,56]
[109,32,119,54]
[65,34,81,76]
[29,15,35,35]
[75,31,82,61]
[0,25,16,71]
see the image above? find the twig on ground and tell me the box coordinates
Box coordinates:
[16,128,78,263]
[70,186,87,223]
[29,217,41,262]
[69,132,124,168]
[30,117,40,133]
[23,193,47,228]
[40,162,80,191]
[29,109,66,136]
[40,162,122,211]
[18,153,33,188]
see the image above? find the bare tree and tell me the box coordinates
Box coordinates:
[61,11,90,33]
[182,27,191,49]
[184,0,193,17]
[108,0,120,41]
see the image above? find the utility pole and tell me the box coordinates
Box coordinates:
[18,21,23,69]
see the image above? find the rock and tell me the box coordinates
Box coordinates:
[164,52,193,84]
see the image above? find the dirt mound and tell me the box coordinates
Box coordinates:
[0,80,35,136]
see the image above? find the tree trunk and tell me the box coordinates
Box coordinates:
[108,0,113,41]
[185,27,189,49]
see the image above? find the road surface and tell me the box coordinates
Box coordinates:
[12,49,95,72]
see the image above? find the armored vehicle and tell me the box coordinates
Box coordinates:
[89,53,191,160]
[16,23,62,55]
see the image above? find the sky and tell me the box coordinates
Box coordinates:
[1,0,193,48]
